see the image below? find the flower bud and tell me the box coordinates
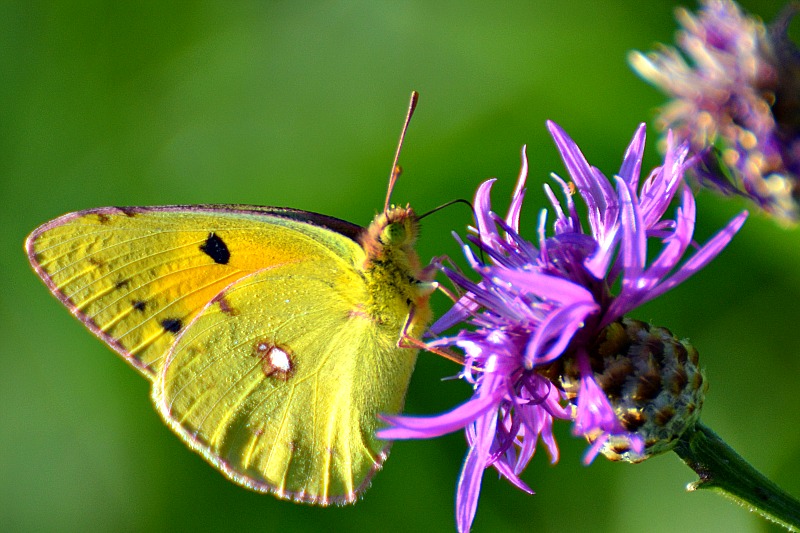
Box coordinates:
[551,318,707,462]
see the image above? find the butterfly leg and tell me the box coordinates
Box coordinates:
[419,256,443,282]
[397,305,464,365]
[424,255,469,305]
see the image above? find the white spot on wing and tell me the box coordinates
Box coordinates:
[269,347,291,372]
[252,340,294,380]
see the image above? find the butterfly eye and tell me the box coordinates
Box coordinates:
[380,222,408,245]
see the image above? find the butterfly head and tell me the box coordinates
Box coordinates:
[362,204,420,262]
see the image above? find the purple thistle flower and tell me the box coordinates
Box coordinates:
[629,0,800,222]
[378,123,747,533]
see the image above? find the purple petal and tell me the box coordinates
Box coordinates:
[639,131,688,228]
[646,210,748,302]
[572,351,624,437]
[525,299,599,367]
[431,294,479,334]
[513,423,538,473]
[539,412,560,464]
[474,179,500,249]
[617,175,647,298]
[584,223,619,280]
[547,121,617,237]
[582,435,610,465]
[505,146,529,235]
[547,173,582,235]
[492,268,596,305]
[610,184,696,318]
[455,444,483,532]
[618,123,646,190]
[377,385,504,440]
[456,400,498,533]
[643,185,695,284]
[493,459,534,494]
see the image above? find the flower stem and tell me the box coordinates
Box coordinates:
[674,422,800,532]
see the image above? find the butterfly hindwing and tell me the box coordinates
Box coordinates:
[152,236,418,504]
[25,205,363,377]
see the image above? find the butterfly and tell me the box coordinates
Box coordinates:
[25,91,436,505]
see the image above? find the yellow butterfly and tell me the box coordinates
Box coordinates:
[25,92,436,505]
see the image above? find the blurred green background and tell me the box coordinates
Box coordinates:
[2,1,798,532]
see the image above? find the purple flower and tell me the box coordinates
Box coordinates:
[378,123,747,532]
[629,0,800,222]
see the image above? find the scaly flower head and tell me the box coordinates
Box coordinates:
[378,122,747,532]
[629,0,800,222]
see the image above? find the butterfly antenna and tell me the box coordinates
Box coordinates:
[418,198,487,264]
[417,198,474,221]
[384,90,419,212]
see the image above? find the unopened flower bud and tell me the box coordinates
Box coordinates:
[552,318,707,462]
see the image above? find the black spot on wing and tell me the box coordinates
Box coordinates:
[132,300,146,312]
[200,232,230,265]
[160,318,183,334]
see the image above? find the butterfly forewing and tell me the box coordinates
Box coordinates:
[25,206,361,377]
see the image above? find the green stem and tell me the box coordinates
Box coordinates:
[674,422,800,532]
